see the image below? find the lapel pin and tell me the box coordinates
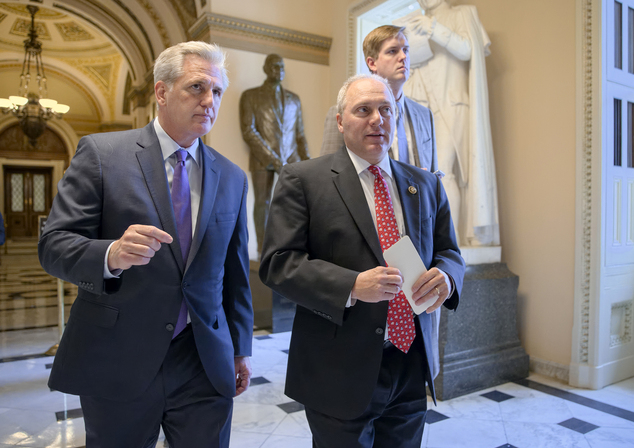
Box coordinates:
[408,185,417,195]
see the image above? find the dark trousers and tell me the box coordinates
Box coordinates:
[305,336,429,448]
[80,326,233,448]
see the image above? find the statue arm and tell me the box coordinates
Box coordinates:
[410,14,472,61]
[239,92,283,171]
[294,102,310,160]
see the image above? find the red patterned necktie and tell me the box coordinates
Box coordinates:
[368,165,416,353]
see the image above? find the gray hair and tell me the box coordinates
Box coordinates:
[154,41,229,89]
[336,73,395,115]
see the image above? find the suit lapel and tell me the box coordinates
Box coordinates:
[331,149,384,264]
[188,142,218,269]
[391,159,422,252]
[135,124,184,272]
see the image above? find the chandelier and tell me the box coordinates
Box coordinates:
[0,5,69,147]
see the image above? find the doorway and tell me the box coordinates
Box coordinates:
[3,166,52,238]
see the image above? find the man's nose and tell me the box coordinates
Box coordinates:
[369,109,383,126]
[201,90,215,108]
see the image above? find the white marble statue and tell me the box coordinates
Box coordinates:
[395,0,499,247]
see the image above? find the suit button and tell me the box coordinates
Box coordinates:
[375,328,384,335]
[166,324,174,332]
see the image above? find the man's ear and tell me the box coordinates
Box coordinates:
[155,81,167,106]
[366,57,377,74]
[336,113,344,134]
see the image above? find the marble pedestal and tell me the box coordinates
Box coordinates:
[433,262,529,401]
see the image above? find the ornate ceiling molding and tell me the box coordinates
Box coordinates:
[55,21,94,41]
[189,12,332,66]
[11,18,51,40]
[136,0,171,49]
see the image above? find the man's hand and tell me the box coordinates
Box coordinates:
[411,267,450,313]
[107,225,173,271]
[351,266,403,303]
[235,356,252,397]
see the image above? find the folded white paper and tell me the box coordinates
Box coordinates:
[383,235,435,315]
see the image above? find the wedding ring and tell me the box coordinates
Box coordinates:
[434,286,440,296]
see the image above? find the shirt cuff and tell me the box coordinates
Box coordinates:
[103,242,122,279]
[439,269,455,298]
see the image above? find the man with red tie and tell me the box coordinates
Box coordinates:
[260,74,464,447]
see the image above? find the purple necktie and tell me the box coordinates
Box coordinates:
[171,149,191,338]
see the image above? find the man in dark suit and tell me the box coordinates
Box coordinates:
[321,25,438,173]
[239,54,310,253]
[260,74,464,447]
[39,41,253,448]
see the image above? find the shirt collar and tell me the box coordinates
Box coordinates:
[346,148,393,180]
[154,119,200,166]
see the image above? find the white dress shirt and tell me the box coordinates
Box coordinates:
[103,118,203,278]
[391,95,415,164]
[345,149,453,338]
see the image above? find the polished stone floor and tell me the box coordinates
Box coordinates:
[0,327,633,448]
[1,241,634,447]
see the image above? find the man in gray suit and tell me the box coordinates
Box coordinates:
[260,74,464,447]
[240,54,310,253]
[39,42,253,448]
[321,25,438,173]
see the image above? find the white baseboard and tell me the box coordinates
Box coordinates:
[529,356,570,383]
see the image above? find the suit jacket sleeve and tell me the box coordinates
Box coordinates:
[259,163,357,326]
[38,135,120,295]
[319,105,345,157]
[239,91,282,169]
[222,172,253,356]
[429,174,463,309]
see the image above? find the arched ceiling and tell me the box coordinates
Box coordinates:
[0,0,189,133]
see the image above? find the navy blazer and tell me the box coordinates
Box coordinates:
[39,122,253,400]
[259,148,464,419]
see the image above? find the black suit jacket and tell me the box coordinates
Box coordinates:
[39,122,253,400]
[260,148,464,419]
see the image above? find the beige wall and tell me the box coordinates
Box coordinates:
[458,0,577,367]
[206,49,331,259]
[327,0,577,367]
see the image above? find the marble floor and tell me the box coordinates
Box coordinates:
[0,327,633,448]
[1,241,634,447]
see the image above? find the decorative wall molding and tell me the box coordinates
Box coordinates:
[347,0,386,77]
[530,356,570,383]
[189,13,332,66]
[578,0,594,365]
[610,301,633,347]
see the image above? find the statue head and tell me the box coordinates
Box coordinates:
[417,0,445,11]
[264,54,285,84]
